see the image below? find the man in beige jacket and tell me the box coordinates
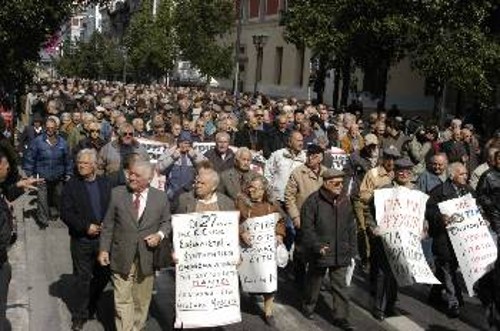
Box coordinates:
[284,144,327,287]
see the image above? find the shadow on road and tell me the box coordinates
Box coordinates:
[49,274,116,331]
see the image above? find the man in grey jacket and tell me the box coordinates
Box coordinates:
[98,161,171,331]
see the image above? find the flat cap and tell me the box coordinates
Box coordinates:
[382,146,401,158]
[394,157,414,169]
[307,144,324,155]
[322,168,345,179]
[364,133,378,146]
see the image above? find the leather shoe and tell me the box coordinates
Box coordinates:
[264,315,276,327]
[447,305,460,318]
[373,312,385,321]
[332,318,355,330]
[71,318,86,331]
[302,309,314,320]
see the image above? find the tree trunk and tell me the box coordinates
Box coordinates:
[380,60,389,109]
[455,90,462,117]
[332,68,340,109]
[340,58,351,107]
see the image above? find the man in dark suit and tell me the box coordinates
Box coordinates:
[60,149,112,331]
[98,160,171,331]
[217,147,257,201]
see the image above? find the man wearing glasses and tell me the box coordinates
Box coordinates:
[300,168,357,330]
[73,121,106,157]
[97,123,149,175]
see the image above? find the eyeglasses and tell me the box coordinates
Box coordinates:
[255,114,264,117]
[122,132,134,137]
[196,124,205,128]
[329,181,344,187]
[89,129,100,133]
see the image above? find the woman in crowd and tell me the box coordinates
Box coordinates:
[235,174,286,326]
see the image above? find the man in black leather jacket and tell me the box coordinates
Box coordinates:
[477,150,500,234]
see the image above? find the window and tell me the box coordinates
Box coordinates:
[275,47,283,85]
[249,0,260,18]
[266,0,279,15]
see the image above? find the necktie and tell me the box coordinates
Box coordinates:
[133,193,141,219]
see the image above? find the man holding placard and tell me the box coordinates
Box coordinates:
[301,168,357,330]
[365,157,432,321]
[426,162,476,317]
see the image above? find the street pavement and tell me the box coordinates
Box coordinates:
[6,193,490,331]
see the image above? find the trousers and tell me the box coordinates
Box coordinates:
[303,265,350,320]
[0,261,11,331]
[36,179,63,225]
[370,237,398,315]
[70,237,109,320]
[112,259,154,331]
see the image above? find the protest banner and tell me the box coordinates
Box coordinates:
[438,194,497,296]
[136,137,168,191]
[193,142,216,155]
[326,146,349,171]
[239,213,279,293]
[172,211,241,329]
[374,187,440,286]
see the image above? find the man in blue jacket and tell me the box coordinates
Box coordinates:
[23,117,73,228]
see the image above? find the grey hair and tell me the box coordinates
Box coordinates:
[199,167,220,189]
[448,162,466,178]
[215,131,230,142]
[77,148,98,165]
[132,160,154,180]
[235,147,252,159]
[118,122,134,136]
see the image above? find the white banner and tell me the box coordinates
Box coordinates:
[438,194,497,296]
[172,211,241,329]
[374,187,440,286]
[193,142,216,155]
[239,213,279,293]
[327,147,349,171]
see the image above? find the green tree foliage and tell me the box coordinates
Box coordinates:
[55,32,124,80]
[173,0,235,79]
[124,0,176,82]
[283,0,500,111]
[0,0,105,92]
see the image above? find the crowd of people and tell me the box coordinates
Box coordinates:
[0,78,499,331]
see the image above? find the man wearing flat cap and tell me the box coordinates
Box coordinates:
[365,157,416,321]
[300,168,357,330]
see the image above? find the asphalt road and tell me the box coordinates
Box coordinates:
[6,194,489,331]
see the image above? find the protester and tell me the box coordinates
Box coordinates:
[23,117,73,228]
[301,168,357,330]
[425,162,472,317]
[204,131,235,172]
[60,149,111,330]
[476,150,500,234]
[365,157,416,321]
[235,174,286,326]
[98,160,171,331]
[218,147,256,201]
[470,147,499,190]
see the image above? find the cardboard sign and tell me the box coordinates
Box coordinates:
[239,213,279,293]
[439,194,497,296]
[172,211,241,329]
[374,187,440,286]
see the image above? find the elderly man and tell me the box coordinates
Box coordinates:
[301,168,357,330]
[365,158,416,321]
[98,160,171,331]
[265,131,306,203]
[98,123,149,175]
[73,121,106,157]
[23,117,73,228]
[284,144,327,285]
[204,132,235,172]
[477,150,500,234]
[470,147,498,190]
[416,154,448,194]
[175,163,235,213]
[157,131,206,202]
[426,162,472,317]
[60,149,112,331]
[217,147,256,201]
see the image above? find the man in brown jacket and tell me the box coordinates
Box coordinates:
[284,144,327,286]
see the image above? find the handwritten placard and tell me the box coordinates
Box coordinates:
[136,137,169,163]
[172,211,241,329]
[327,146,349,171]
[239,213,279,293]
[374,187,440,286]
[438,194,497,296]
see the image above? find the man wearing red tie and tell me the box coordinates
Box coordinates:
[98,160,171,331]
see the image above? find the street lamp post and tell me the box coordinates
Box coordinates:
[252,34,268,95]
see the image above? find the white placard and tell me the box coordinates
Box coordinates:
[239,213,279,293]
[374,187,440,286]
[136,137,169,163]
[438,194,497,296]
[173,211,241,329]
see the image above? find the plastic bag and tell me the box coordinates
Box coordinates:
[276,243,289,268]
